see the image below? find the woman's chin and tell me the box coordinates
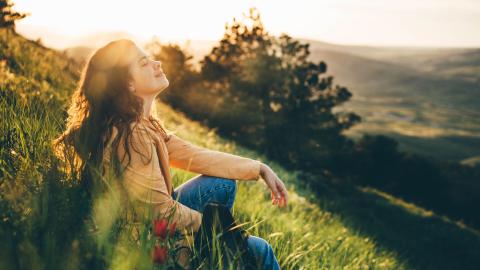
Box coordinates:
[156,80,169,93]
[159,76,169,85]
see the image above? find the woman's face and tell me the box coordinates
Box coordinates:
[128,44,169,97]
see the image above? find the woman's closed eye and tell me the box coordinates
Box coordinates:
[140,56,153,67]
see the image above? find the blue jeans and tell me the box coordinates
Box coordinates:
[172,174,281,270]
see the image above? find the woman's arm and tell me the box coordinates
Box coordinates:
[165,133,262,181]
[165,133,288,208]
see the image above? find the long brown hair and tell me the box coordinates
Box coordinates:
[52,39,169,193]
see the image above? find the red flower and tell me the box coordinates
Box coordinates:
[152,245,168,264]
[153,219,177,239]
[153,219,168,239]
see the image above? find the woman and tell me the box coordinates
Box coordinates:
[53,39,288,269]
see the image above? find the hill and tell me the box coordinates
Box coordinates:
[301,38,480,83]
[1,29,480,269]
[307,48,480,162]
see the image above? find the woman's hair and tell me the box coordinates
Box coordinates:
[52,39,170,192]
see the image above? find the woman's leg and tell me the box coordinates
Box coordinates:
[246,235,281,270]
[171,175,238,270]
[172,174,237,212]
[173,174,281,269]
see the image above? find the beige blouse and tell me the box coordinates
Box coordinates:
[102,117,261,268]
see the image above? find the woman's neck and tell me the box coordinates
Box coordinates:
[142,95,155,118]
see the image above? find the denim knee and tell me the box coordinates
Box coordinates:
[221,177,237,195]
[203,175,237,196]
[203,175,237,209]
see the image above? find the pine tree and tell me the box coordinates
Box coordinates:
[200,7,361,170]
[1,0,29,30]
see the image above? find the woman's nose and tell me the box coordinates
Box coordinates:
[153,60,162,69]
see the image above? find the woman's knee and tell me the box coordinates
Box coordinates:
[222,177,237,195]
[195,175,237,208]
[215,176,237,204]
[200,175,237,195]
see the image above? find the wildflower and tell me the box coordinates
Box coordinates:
[153,219,178,239]
[153,218,168,239]
[152,245,168,264]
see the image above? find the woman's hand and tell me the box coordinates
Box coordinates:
[260,163,288,208]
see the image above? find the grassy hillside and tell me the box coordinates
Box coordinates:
[0,29,79,103]
[2,29,480,269]
[157,101,480,270]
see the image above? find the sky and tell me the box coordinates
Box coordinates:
[13,0,480,49]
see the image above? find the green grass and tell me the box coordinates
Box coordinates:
[157,102,480,270]
[157,102,405,269]
[2,28,480,269]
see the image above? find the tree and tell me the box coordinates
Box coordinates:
[200,7,361,171]
[144,37,200,111]
[1,0,29,30]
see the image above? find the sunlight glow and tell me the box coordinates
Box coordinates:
[14,0,480,49]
